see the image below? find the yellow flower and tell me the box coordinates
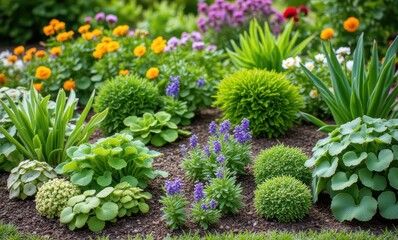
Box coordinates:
[78,24,91,34]
[150,36,166,53]
[13,46,24,56]
[26,47,37,55]
[56,32,70,42]
[7,55,17,63]
[67,30,74,38]
[35,50,47,58]
[343,17,360,32]
[82,32,94,41]
[95,42,108,53]
[0,73,7,84]
[50,47,62,56]
[35,66,51,80]
[119,70,129,75]
[93,50,104,59]
[320,28,334,40]
[112,25,129,37]
[63,79,76,91]
[54,22,66,31]
[43,25,55,36]
[134,45,146,57]
[106,41,120,52]
[101,36,113,43]
[92,29,102,37]
[146,67,159,79]
[33,83,43,91]
[49,19,60,27]
[23,54,32,62]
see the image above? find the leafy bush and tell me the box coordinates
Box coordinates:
[254,176,312,223]
[35,178,80,218]
[94,75,161,135]
[161,97,194,126]
[7,160,56,199]
[306,116,398,222]
[60,182,151,232]
[123,111,191,147]
[56,133,167,191]
[227,19,313,71]
[214,69,303,138]
[0,86,108,167]
[254,144,311,185]
[301,34,398,132]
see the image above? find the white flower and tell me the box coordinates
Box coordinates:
[315,54,325,63]
[304,62,315,71]
[294,56,302,67]
[346,60,354,71]
[337,55,344,64]
[336,47,351,56]
[0,50,11,60]
[282,57,296,70]
[309,89,319,98]
[329,87,334,94]
[322,58,328,66]
[2,59,11,67]
[14,60,24,70]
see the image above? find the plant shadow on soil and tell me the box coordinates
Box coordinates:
[1,109,397,240]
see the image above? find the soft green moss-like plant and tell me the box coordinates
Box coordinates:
[94,75,161,135]
[7,160,56,199]
[35,178,80,218]
[254,176,312,223]
[307,116,398,222]
[214,69,303,138]
[254,144,311,185]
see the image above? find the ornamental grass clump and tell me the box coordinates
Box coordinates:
[254,144,311,185]
[214,69,302,138]
[254,176,312,223]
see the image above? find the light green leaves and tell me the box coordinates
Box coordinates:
[358,168,387,191]
[95,202,118,221]
[331,172,358,191]
[342,151,367,167]
[365,149,394,172]
[331,192,377,222]
[313,157,338,178]
[378,191,398,219]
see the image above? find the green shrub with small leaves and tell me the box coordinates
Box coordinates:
[160,193,188,231]
[254,144,311,185]
[7,160,57,199]
[214,69,303,138]
[94,75,161,135]
[35,178,80,218]
[254,176,312,223]
[161,97,195,126]
[190,199,221,230]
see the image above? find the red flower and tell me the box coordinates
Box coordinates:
[294,16,299,23]
[283,7,298,19]
[298,5,309,16]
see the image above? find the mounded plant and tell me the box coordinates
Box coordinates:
[307,116,398,222]
[161,97,194,126]
[254,144,311,185]
[35,178,80,218]
[7,160,57,199]
[254,176,312,223]
[214,69,303,138]
[94,75,161,135]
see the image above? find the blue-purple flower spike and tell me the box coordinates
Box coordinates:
[215,167,224,178]
[197,77,205,87]
[209,121,217,135]
[201,204,208,210]
[190,134,198,148]
[180,144,187,157]
[209,199,217,209]
[194,182,204,201]
[213,140,221,154]
[219,120,231,134]
[203,145,211,157]
[217,155,225,164]
[166,76,180,99]
[165,178,183,196]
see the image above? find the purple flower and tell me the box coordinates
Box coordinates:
[219,120,231,134]
[192,41,205,51]
[181,32,191,39]
[201,204,208,210]
[233,123,251,144]
[166,76,180,99]
[180,144,187,157]
[95,12,105,21]
[213,140,221,154]
[197,77,205,87]
[206,45,217,52]
[190,134,198,149]
[165,178,183,196]
[194,182,204,201]
[203,145,211,157]
[191,31,203,42]
[84,16,92,23]
[215,167,224,178]
[106,14,118,24]
[167,37,180,49]
[198,2,208,14]
[209,199,217,209]
[241,118,250,132]
[209,121,217,135]
[217,155,225,164]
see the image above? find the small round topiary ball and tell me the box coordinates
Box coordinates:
[253,144,311,185]
[214,69,303,138]
[254,176,311,223]
[94,75,161,135]
[35,178,80,218]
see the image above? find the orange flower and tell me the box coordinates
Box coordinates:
[95,42,108,53]
[54,22,66,31]
[101,36,113,43]
[112,25,129,37]
[7,55,17,63]
[82,32,94,41]
[119,70,129,75]
[35,66,51,80]
[134,45,146,57]
[49,19,60,27]
[23,54,32,62]
[63,79,76,91]
[343,17,360,32]
[0,73,7,84]
[106,41,120,52]
[35,50,47,58]
[33,83,43,91]
[78,24,91,34]
[91,29,102,37]
[13,46,24,55]
[56,32,70,42]
[50,47,62,56]
[43,25,55,36]
[93,50,104,59]
[146,67,159,79]
[26,47,37,55]
[67,30,74,38]
[150,36,167,53]
[320,28,334,40]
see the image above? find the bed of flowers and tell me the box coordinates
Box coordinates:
[0,0,398,239]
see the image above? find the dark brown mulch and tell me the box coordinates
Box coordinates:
[0,109,397,240]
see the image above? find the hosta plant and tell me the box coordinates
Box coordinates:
[60,182,151,232]
[123,111,191,147]
[56,133,167,191]
[307,116,398,222]
[7,160,56,199]
[35,178,80,218]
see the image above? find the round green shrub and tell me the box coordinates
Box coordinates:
[214,69,303,138]
[35,178,80,218]
[254,176,311,223]
[253,144,311,185]
[94,75,161,135]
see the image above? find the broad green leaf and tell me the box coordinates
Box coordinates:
[95,202,119,221]
[75,213,89,228]
[97,171,113,187]
[87,216,105,232]
[108,157,127,170]
[331,193,377,222]
[60,207,75,224]
[96,187,114,198]
[71,169,94,186]
[331,172,358,191]
[160,129,178,143]
[138,202,149,213]
[20,169,40,183]
[358,168,387,191]
[342,151,367,167]
[328,141,350,156]
[23,182,37,196]
[365,150,394,172]
[120,176,138,187]
[388,168,398,190]
[378,191,398,219]
[68,195,86,206]
[150,134,167,147]
[313,157,339,178]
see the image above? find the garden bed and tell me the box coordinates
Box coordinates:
[0,109,397,240]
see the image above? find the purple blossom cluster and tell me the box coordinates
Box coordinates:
[165,178,183,196]
[180,144,187,157]
[213,140,221,154]
[190,134,198,149]
[194,182,204,201]
[209,199,218,209]
[166,76,180,99]
[233,118,251,144]
[197,77,205,87]
[164,31,217,52]
[197,0,284,34]
[90,12,118,24]
[217,155,226,164]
